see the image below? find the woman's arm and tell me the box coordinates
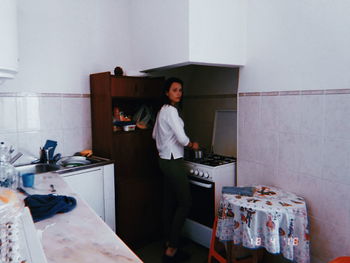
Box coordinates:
[166,107,190,146]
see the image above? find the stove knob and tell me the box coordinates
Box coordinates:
[194,170,199,175]
[204,172,209,178]
[199,171,203,177]
[190,169,194,174]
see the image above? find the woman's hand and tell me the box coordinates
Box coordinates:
[191,142,199,150]
[187,142,199,150]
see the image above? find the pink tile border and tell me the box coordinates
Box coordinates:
[261,91,279,96]
[239,89,350,97]
[0,92,90,98]
[324,89,350,95]
[300,90,324,95]
[279,90,300,96]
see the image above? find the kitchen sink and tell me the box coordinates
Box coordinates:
[15,156,111,176]
[15,163,61,175]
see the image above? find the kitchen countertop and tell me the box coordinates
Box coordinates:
[23,172,142,263]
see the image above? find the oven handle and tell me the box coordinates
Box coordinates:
[189,179,213,189]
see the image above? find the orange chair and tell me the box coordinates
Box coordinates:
[329,257,350,263]
[208,216,263,263]
[208,216,227,263]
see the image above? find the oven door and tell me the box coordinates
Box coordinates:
[188,176,215,228]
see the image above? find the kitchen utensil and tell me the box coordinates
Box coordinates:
[56,156,91,167]
[22,173,35,188]
[184,147,205,160]
[123,124,136,131]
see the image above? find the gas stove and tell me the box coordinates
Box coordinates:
[183,153,236,248]
[184,153,236,167]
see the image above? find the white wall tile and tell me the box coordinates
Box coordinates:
[274,168,300,194]
[62,128,85,156]
[17,97,41,131]
[325,94,350,140]
[260,164,277,187]
[40,97,62,130]
[322,137,350,185]
[0,95,92,163]
[237,159,262,186]
[81,127,92,150]
[240,96,261,131]
[300,95,324,136]
[238,127,261,162]
[81,98,91,128]
[0,97,18,133]
[61,98,82,129]
[259,130,279,167]
[278,95,301,134]
[17,131,42,162]
[278,132,300,173]
[261,95,279,132]
[298,134,324,177]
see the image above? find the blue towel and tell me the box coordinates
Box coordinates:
[24,194,77,222]
[222,186,255,196]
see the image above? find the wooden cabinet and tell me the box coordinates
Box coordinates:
[111,77,164,98]
[90,72,164,248]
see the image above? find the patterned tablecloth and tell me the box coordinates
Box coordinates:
[216,185,310,263]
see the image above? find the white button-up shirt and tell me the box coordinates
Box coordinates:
[152,105,190,160]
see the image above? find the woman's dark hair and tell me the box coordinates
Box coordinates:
[162,77,184,107]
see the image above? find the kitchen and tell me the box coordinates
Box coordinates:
[0,1,349,263]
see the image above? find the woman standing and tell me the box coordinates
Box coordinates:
[152,77,199,262]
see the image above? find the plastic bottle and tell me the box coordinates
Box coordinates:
[0,142,17,188]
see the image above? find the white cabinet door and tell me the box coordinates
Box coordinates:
[103,164,115,232]
[62,168,105,221]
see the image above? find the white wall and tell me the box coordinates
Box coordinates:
[1,0,134,93]
[128,0,189,72]
[239,0,350,93]
[238,1,350,262]
[189,0,246,66]
[0,0,135,162]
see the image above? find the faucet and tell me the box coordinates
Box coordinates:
[9,152,23,165]
[40,147,53,164]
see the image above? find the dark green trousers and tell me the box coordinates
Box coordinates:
[159,157,192,248]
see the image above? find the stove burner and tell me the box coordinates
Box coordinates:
[185,153,236,166]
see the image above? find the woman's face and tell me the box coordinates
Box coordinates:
[166,82,183,105]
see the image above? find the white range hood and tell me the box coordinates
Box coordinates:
[129,0,246,73]
[0,0,18,83]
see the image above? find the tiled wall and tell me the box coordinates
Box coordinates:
[0,93,91,164]
[238,90,350,263]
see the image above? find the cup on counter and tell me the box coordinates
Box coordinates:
[21,173,35,188]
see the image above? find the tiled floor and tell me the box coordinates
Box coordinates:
[135,237,209,263]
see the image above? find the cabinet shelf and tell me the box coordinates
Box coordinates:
[113,128,153,135]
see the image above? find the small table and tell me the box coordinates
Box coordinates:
[216,185,310,263]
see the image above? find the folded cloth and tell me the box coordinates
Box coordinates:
[24,194,77,222]
[222,186,255,197]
